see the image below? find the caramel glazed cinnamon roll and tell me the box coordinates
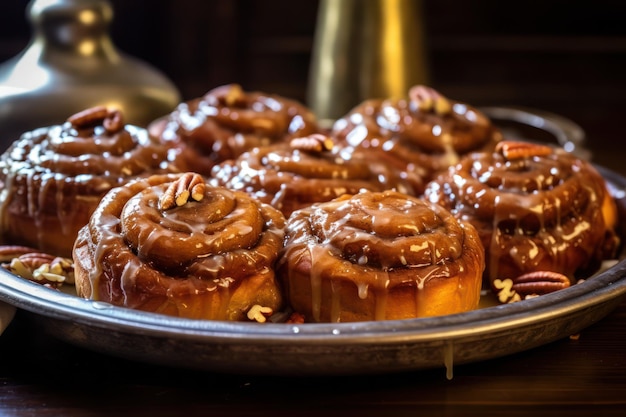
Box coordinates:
[424,140,620,301]
[277,190,485,323]
[211,133,418,218]
[73,173,286,321]
[0,106,177,258]
[331,85,503,186]
[149,83,321,176]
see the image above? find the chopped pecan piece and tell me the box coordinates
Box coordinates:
[247,304,274,323]
[409,85,452,115]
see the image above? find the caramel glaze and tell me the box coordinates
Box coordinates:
[0,107,176,258]
[149,84,321,176]
[277,190,485,323]
[423,141,620,291]
[331,85,502,186]
[210,134,419,218]
[73,173,285,321]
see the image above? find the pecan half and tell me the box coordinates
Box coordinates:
[0,245,44,263]
[511,270,570,295]
[409,85,452,115]
[290,134,334,153]
[495,140,553,161]
[67,106,124,134]
[493,270,570,304]
[159,173,206,210]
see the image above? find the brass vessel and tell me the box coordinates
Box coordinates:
[307,0,429,122]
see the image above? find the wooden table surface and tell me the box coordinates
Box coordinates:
[0,297,624,417]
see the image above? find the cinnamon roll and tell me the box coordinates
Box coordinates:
[149,83,320,176]
[0,106,176,258]
[73,172,286,321]
[211,133,418,218]
[332,85,503,185]
[424,140,619,296]
[277,190,485,323]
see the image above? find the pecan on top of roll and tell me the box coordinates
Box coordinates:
[211,133,418,218]
[0,106,177,258]
[149,83,321,176]
[73,173,286,321]
[277,190,485,323]
[424,140,620,291]
[331,84,503,184]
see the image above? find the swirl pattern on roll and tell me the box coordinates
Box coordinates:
[211,134,418,218]
[331,85,502,184]
[424,140,619,287]
[277,190,484,322]
[0,106,176,257]
[150,84,320,176]
[73,173,285,321]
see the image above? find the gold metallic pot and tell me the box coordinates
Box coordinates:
[307,0,429,122]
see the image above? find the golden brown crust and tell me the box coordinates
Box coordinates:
[0,107,177,258]
[72,173,286,321]
[424,140,620,291]
[276,190,485,323]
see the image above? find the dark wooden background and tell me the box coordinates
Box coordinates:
[2,0,626,172]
